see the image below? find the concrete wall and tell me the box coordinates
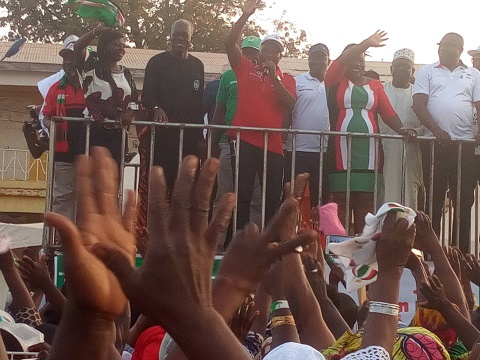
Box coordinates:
[0,85,43,151]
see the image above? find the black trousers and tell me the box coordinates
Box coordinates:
[89,125,123,167]
[284,151,330,208]
[421,142,477,253]
[233,141,283,230]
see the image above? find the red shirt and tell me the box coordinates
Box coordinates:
[229,56,296,155]
[43,80,86,116]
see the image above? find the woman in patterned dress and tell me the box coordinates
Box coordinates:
[325,31,416,234]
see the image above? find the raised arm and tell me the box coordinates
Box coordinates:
[421,274,480,350]
[303,254,350,339]
[361,212,415,354]
[74,26,110,69]
[337,30,388,67]
[282,251,335,350]
[414,212,470,319]
[224,0,260,69]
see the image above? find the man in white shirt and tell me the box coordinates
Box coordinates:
[413,33,480,253]
[379,49,423,209]
[285,43,330,208]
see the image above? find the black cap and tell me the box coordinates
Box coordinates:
[309,43,329,57]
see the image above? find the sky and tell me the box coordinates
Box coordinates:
[1,0,479,65]
[259,0,480,65]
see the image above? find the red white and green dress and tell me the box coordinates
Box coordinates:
[325,59,397,193]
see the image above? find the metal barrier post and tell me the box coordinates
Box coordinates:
[454,142,462,248]
[291,134,296,192]
[233,131,241,234]
[261,132,268,229]
[43,121,56,248]
[119,128,126,207]
[401,139,407,205]
[178,126,184,165]
[475,185,479,258]
[149,125,155,170]
[428,141,435,220]
[318,134,325,207]
[346,135,352,235]
[207,128,212,159]
[373,137,379,213]
[84,121,91,156]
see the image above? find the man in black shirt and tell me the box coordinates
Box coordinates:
[141,19,205,190]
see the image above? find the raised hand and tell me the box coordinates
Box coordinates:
[376,212,416,270]
[413,211,438,253]
[18,255,52,291]
[465,254,480,287]
[44,147,137,319]
[420,275,451,312]
[242,0,261,16]
[364,30,388,48]
[229,296,259,342]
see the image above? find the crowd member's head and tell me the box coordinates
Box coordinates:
[308,43,330,81]
[97,29,126,64]
[241,35,261,65]
[170,19,194,58]
[342,43,365,82]
[260,34,284,66]
[391,48,415,88]
[437,32,463,67]
[467,45,480,71]
[363,69,380,80]
[59,35,79,79]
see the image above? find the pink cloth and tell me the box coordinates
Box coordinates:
[317,203,346,236]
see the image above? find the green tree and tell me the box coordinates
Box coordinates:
[0,0,308,56]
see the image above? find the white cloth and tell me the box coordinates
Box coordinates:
[327,202,416,292]
[37,70,65,135]
[263,342,326,360]
[413,62,480,139]
[342,346,390,360]
[286,73,329,152]
[379,83,423,209]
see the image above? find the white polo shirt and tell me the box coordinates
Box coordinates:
[413,61,480,139]
[286,72,330,152]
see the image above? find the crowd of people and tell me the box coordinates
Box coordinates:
[9,0,480,357]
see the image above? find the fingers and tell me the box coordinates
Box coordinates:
[271,230,317,259]
[92,147,121,220]
[191,158,220,234]
[170,156,199,229]
[122,190,137,233]
[263,197,299,245]
[91,242,137,289]
[44,212,82,257]
[283,173,309,201]
[205,193,235,248]
[146,167,169,256]
[75,155,98,229]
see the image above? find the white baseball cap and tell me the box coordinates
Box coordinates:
[261,34,284,52]
[468,46,480,58]
[59,35,79,57]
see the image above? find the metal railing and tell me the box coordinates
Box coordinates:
[43,117,480,255]
[0,149,48,182]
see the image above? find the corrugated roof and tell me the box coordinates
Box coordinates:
[0,41,424,79]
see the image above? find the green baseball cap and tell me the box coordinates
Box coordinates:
[241,36,261,50]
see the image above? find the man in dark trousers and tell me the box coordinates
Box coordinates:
[225,0,296,230]
[136,19,204,243]
[141,19,204,190]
